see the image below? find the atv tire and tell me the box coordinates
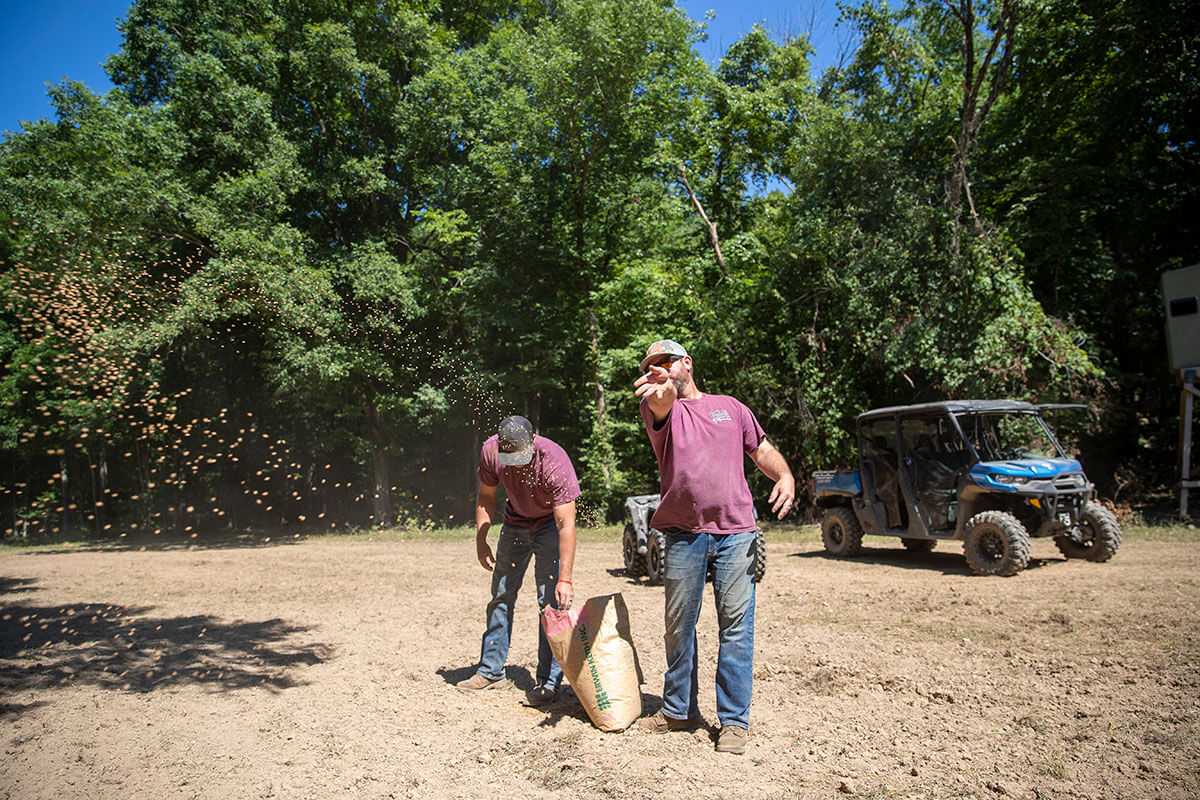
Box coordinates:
[645,528,667,585]
[821,506,864,557]
[622,523,646,577]
[1055,502,1121,562]
[963,510,1030,577]
[901,537,936,553]
[753,528,766,582]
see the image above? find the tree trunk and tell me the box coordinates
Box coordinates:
[173,450,183,535]
[574,201,612,489]
[59,453,70,532]
[586,305,612,489]
[468,430,479,504]
[943,0,1017,225]
[363,396,393,527]
[98,451,107,534]
[678,165,727,275]
[371,449,391,527]
[87,449,107,537]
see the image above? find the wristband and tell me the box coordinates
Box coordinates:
[558,579,572,585]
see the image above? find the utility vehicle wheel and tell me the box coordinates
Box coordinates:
[622,523,646,577]
[821,507,864,557]
[901,537,936,553]
[1055,502,1121,562]
[645,528,667,585]
[962,511,1030,577]
[753,528,767,582]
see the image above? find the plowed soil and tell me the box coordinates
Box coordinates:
[2,531,1198,799]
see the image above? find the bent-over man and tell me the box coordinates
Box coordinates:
[457,415,579,707]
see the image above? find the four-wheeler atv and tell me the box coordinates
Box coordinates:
[622,494,766,584]
[812,400,1120,577]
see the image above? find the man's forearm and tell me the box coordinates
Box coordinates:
[553,502,577,581]
[644,395,673,425]
[557,526,576,581]
[475,491,496,539]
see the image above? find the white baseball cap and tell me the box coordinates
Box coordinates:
[639,339,689,372]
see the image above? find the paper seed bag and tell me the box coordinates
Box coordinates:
[542,593,643,732]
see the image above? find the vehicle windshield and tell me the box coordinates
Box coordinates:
[954,412,1065,461]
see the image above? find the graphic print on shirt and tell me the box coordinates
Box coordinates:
[709,408,733,424]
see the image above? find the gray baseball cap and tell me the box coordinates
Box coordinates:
[640,339,689,372]
[497,415,535,466]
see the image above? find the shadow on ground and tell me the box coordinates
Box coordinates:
[605,567,656,585]
[1,577,40,595]
[530,687,666,732]
[789,546,1061,575]
[438,664,663,732]
[1,586,330,711]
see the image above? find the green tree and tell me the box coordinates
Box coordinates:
[7,0,1181,536]
[980,0,1200,493]
[0,82,194,536]
[108,0,482,526]
[722,1,1099,488]
[406,0,714,511]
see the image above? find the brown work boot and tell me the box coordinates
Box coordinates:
[524,685,556,706]
[455,673,506,692]
[715,725,748,754]
[640,709,700,733]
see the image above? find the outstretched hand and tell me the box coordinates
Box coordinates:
[633,363,675,399]
[767,473,796,519]
[634,364,678,419]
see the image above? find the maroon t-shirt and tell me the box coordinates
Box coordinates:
[478,435,581,529]
[641,393,765,534]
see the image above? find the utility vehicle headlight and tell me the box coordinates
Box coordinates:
[994,474,1031,485]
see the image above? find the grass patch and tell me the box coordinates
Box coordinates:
[302,524,476,544]
[0,528,297,553]
[12,516,1189,554]
[304,519,822,546]
[1120,520,1200,542]
[762,521,823,543]
[0,523,481,553]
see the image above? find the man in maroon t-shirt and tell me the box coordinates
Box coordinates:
[456,415,580,707]
[634,339,795,754]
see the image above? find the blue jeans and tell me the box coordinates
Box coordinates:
[661,530,757,729]
[476,519,563,690]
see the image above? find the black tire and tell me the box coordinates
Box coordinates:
[1055,502,1121,562]
[962,511,1030,577]
[901,537,936,553]
[753,528,766,582]
[645,528,667,585]
[821,507,864,557]
[622,523,646,577]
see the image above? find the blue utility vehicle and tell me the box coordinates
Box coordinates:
[812,401,1120,576]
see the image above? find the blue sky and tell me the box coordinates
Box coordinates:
[0,0,850,136]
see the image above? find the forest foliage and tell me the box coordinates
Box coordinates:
[2,0,1197,537]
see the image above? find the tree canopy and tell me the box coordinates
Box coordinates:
[2,0,1195,538]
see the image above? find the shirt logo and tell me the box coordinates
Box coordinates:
[709,409,733,423]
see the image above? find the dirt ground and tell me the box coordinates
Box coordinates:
[2,530,1198,800]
